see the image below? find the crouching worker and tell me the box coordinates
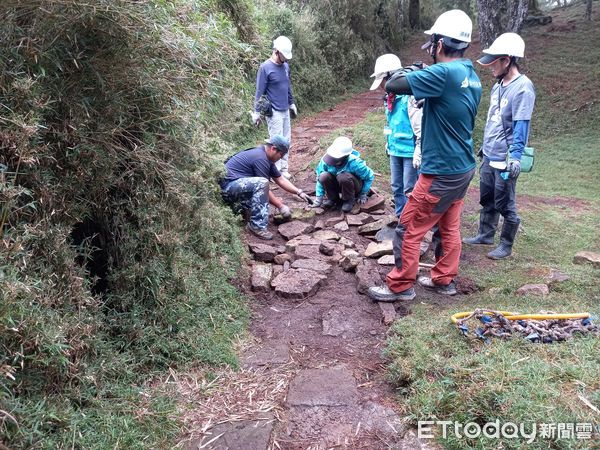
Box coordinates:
[220,135,312,240]
[312,136,375,213]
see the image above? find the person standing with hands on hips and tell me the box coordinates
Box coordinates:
[251,36,297,179]
[463,33,535,260]
[368,10,482,302]
[370,54,423,218]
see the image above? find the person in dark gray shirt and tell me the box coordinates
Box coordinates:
[221,135,311,240]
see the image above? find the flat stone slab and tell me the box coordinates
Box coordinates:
[242,341,290,367]
[358,219,386,235]
[271,268,327,299]
[291,258,332,274]
[322,308,354,337]
[375,225,397,242]
[287,366,358,407]
[360,194,385,212]
[251,263,273,292]
[573,251,600,268]
[285,235,321,252]
[338,236,355,248]
[333,221,349,231]
[356,259,382,294]
[187,415,274,450]
[378,302,397,325]
[295,243,343,262]
[248,243,285,262]
[278,220,314,240]
[314,219,325,230]
[273,253,292,265]
[377,254,395,265]
[365,241,394,258]
[312,230,340,241]
[346,212,374,226]
[516,283,549,296]
[325,212,345,227]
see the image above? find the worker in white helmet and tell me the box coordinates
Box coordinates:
[370,54,423,218]
[463,33,536,260]
[368,10,482,303]
[252,36,297,179]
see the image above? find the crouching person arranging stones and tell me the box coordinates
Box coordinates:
[220,135,312,240]
[312,136,375,213]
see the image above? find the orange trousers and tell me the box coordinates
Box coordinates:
[386,173,469,292]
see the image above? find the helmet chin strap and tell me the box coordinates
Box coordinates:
[496,57,513,83]
[429,35,441,64]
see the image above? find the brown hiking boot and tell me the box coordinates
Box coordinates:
[246,223,273,240]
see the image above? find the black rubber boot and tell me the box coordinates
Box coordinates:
[463,211,499,245]
[487,219,520,260]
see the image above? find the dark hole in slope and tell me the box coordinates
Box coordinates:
[71,218,110,296]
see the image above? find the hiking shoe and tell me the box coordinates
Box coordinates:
[417,276,457,296]
[322,198,337,208]
[463,234,494,245]
[246,223,273,240]
[368,285,416,302]
[341,199,355,213]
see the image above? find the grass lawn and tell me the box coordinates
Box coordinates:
[335,4,600,448]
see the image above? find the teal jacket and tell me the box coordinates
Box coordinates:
[315,150,374,197]
[385,94,416,158]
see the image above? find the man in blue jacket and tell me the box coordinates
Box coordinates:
[252,36,297,179]
[312,136,375,213]
[368,10,482,302]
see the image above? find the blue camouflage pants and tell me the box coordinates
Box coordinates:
[221,177,270,229]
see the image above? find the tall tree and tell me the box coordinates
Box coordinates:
[408,0,420,28]
[477,0,529,48]
[585,0,592,20]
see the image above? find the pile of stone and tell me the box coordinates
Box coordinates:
[248,194,396,299]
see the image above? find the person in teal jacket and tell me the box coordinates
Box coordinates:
[312,136,375,213]
[371,54,423,217]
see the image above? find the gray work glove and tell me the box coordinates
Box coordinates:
[296,189,312,204]
[358,193,368,205]
[289,103,298,118]
[250,111,261,127]
[412,145,422,169]
[508,159,521,179]
[312,195,323,208]
[279,204,292,219]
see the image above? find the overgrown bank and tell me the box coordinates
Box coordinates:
[0,0,411,447]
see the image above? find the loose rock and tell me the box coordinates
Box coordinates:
[334,221,349,231]
[248,243,282,262]
[314,219,326,230]
[516,283,549,296]
[346,212,374,226]
[364,241,394,258]
[356,259,382,294]
[312,230,340,241]
[378,302,396,325]
[325,212,345,227]
[358,219,386,236]
[251,263,273,292]
[291,258,332,274]
[271,268,328,299]
[545,269,570,286]
[286,235,321,252]
[319,242,336,256]
[573,251,600,268]
[375,225,397,242]
[360,194,386,212]
[377,254,395,265]
[339,250,361,272]
[278,220,314,240]
[338,236,356,248]
[274,253,293,265]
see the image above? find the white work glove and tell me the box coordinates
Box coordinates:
[250,111,261,127]
[412,144,422,169]
[289,103,298,118]
[358,193,368,205]
[279,204,292,219]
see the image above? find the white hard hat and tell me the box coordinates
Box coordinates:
[326,137,353,159]
[273,36,292,60]
[424,9,472,44]
[478,33,525,65]
[370,54,402,90]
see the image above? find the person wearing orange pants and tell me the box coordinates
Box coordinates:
[384,172,472,297]
[367,9,482,302]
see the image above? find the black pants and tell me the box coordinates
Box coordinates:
[480,158,519,225]
[319,172,362,202]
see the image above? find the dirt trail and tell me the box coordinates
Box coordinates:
[181,89,458,450]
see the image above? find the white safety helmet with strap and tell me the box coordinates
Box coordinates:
[478,33,525,65]
[370,54,402,90]
[423,9,472,50]
[273,36,292,60]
